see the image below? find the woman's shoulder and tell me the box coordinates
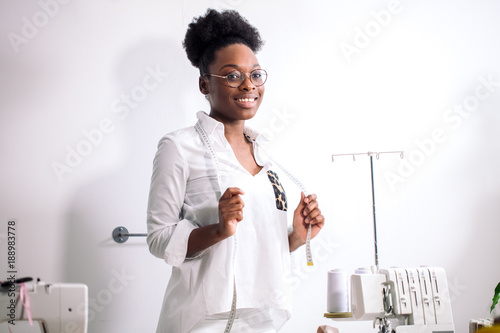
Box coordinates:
[153,126,201,169]
[154,126,200,159]
[158,125,198,144]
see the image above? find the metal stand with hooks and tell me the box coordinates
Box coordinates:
[331,151,404,271]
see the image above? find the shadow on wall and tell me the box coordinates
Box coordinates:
[61,38,186,330]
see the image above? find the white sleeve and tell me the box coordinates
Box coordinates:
[146,135,199,267]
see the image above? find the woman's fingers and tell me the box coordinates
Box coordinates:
[218,187,245,237]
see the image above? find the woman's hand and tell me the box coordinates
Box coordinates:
[186,187,244,256]
[289,192,324,252]
[217,187,245,238]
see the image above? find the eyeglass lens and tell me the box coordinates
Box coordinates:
[226,69,267,87]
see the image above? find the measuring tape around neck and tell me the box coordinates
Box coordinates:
[195,121,314,332]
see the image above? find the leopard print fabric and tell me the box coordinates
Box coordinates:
[267,170,288,211]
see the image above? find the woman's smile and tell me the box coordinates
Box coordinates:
[233,94,259,108]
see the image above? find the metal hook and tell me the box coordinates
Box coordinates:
[400,151,404,159]
[112,226,147,243]
[353,155,356,161]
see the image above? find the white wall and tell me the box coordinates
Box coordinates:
[1,0,499,332]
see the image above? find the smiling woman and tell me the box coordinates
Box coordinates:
[146,8,324,333]
[201,43,265,125]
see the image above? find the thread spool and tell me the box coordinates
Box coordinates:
[327,269,350,313]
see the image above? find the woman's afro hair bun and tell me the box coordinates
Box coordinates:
[183,9,264,74]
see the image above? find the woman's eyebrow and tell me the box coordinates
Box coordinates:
[218,63,261,71]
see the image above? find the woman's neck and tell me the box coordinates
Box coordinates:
[208,112,247,145]
[223,121,246,145]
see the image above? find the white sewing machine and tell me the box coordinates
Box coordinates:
[0,280,88,333]
[327,267,455,333]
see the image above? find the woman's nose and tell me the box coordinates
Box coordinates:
[239,75,256,91]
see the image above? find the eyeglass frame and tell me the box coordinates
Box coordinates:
[202,69,268,88]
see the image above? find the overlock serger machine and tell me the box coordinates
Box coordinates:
[327,152,455,333]
[343,266,455,333]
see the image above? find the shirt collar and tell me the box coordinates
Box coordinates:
[196,111,224,137]
[196,111,270,145]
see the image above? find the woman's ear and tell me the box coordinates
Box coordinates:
[199,76,209,95]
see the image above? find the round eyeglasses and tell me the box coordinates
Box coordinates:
[204,69,268,88]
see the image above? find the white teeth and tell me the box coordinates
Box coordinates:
[236,98,255,102]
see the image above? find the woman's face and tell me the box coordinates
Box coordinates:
[201,43,265,124]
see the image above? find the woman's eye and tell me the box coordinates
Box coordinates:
[227,72,241,80]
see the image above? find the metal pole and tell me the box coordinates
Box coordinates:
[370,155,379,271]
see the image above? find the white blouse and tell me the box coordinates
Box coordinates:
[147,111,292,333]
